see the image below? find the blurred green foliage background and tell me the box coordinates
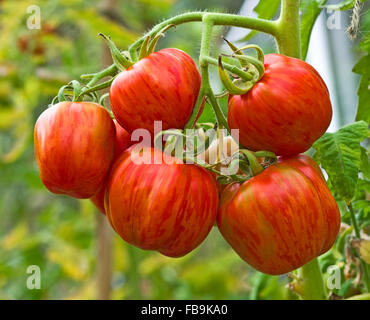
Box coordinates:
[0,0,294,300]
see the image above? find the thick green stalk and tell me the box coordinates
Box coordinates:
[185,15,228,129]
[129,11,277,61]
[297,259,327,300]
[86,64,116,87]
[275,0,301,58]
[184,12,277,129]
[202,55,254,80]
[129,12,204,60]
[78,64,117,100]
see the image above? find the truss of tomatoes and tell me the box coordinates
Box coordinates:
[34,48,340,275]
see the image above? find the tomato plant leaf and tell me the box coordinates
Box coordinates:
[323,0,356,11]
[323,0,367,11]
[300,0,327,61]
[353,54,370,123]
[313,121,370,203]
[360,32,370,52]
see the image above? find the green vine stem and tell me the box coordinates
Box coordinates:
[203,55,255,81]
[78,64,117,101]
[84,64,116,87]
[296,259,328,300]
[184,12,277,130]
[275,0,301,58]
[128,11,277,61]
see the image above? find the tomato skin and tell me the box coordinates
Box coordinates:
[34,102,115,199]
[105,147,219,257]
[90,120,133,214]
[109,48,201,134]
[228,54,332,156]
[217,155,340,275]
[277,155,341,254]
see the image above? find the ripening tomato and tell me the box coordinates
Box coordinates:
[90,120,133,214]
[109,48,201,134]
[228,54,332,156]
[34,102,116,199]
[217,154,340,275]
[105,147,219,257]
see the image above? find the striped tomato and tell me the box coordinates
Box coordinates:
[110,48,201,134]
[227,54,332,156]
[105,147,219,257]
[34,102,116,199]
[217,154,340,275]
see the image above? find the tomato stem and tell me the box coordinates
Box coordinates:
[239,150,264,176]
[296,258,328,300]
[77,78,114,101]
[275,0,301,58]
[128,11,277,61]
[188,16,230,130]
[204,55,255,81]
[100,33,134,70]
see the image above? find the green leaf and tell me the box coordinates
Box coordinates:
[313,121,370,203]
[338,279,353,297]
[353,55,370,123]
[237,0,280,42]
[324,0,355,11]
[360,32,370,52]
[300,0,327,61]
[357,179,370,193]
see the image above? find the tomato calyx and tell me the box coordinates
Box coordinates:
[214,149,275,185]
[51,78,115,107]
[218,39,265,95]
[51,79,97,105]
[99,33,134,71]
[138,24,176,59]
[100,24,176,72]
[154,123,217,162]
[154,124,277,186]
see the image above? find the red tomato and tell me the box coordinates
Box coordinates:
[105,147,219,257]
[228,54,332,156]
[90,120,133,214]
[109,48,201,134]
[217,154,340,275]
[34,102,115,199]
